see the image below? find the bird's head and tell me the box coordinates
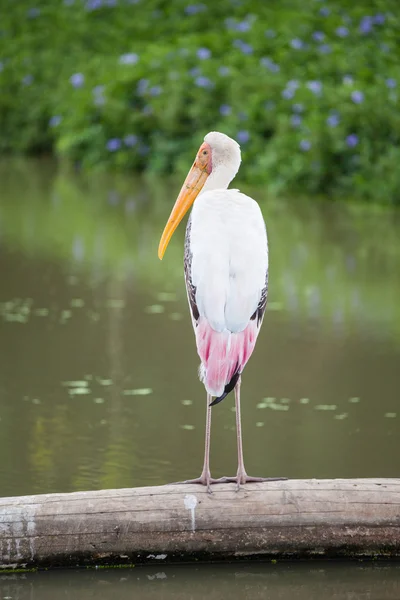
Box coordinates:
[158,132,241,260]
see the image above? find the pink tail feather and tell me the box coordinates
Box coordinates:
[195,317,258,397]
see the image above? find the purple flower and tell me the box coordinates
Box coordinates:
[218,66,230,76]
[93,85,105,95]
[237,130,250,144]
[265,29,276,38]
[359,16,373,34]
[86,0,102,9]
[27,7,41,17]
[197,47,211,59]
[386,78,396,89]
[49,115,62,127]
[282,88,295,100]
[240,42,253,55]
[236,20,251,32]
[119,53,139,65]
[233,39,253,54]
[346,134,359,147]
[219,104,231,116]
[288,79,299,90]
[124,134,138,147]
[292,103,304,113]
[373,14,385,25]
[195,76,213,88]
[318,44,332,54]
[92,85,105,105]
[327,113,340,127]
[22,74,34,86]
[185,4,206,15]
[336,26,349,37]
[319,7,330,16]
[307,80,322,95]
[291,115,302,127]
[149,85,162,96]
[70,73,84,88]
[299,140,311,151]
[343,75,353,85]
[260,57,280,72]
[312,31,325,42]
[189,67,201,77]
[137,78,148,94]
[351,90,364,104]
[106,138,121,152]
[290,38,304,50]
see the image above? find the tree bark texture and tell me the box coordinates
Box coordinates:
[1,479,400,569]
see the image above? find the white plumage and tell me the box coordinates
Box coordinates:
[158,130,279,490]
[190,188,268,334]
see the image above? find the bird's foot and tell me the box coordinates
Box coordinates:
[170,473,232,494]
[170,473,287,493]
[221,472,288,492]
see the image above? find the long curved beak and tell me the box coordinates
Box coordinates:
[158,146,211,260]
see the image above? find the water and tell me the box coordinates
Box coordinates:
[0,159,399,496]
[1,160,400,595]
[1,563,400,599]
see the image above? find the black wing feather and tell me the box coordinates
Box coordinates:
[184,216,199,323]
[250,269,268,326]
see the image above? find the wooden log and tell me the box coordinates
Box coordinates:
[1,479,400,569]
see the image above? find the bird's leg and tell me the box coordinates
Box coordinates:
[234,376,247,487]
[198,393,212,487]
[223,376,288,490]
[171,393,226,493]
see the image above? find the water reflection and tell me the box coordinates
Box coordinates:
[0,159,399,497]
[1,563,400,600]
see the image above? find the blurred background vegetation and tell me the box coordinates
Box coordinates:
[1,1,400,497]
[1,0,400,203]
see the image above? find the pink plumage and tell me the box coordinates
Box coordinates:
[195,317,260,397]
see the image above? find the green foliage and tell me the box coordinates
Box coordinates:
[1,0,400,202]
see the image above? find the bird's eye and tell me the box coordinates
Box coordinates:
[202,150,208,156]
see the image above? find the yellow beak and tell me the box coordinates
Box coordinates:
[158,142,212,260]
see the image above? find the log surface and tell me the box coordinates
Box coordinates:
[1,478,400,568]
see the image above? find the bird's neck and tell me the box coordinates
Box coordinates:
[200,164,238,194]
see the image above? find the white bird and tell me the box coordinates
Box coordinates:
[158,131,285,491]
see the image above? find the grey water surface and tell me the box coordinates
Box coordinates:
[1,563,400,599]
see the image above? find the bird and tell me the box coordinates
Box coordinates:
[158,131,285,492]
